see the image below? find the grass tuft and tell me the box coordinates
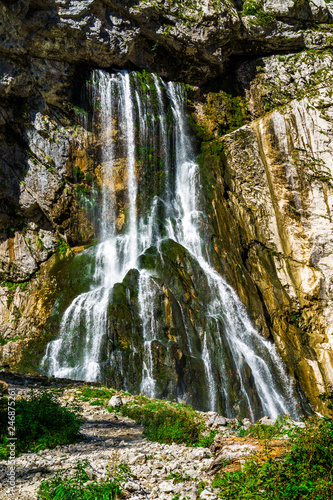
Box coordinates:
[38,459,129,500]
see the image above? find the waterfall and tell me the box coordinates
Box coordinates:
[41,69,301,419]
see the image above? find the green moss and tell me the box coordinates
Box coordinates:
[242,0,275,27]
[36,234,45,251]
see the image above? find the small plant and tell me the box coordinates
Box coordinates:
[167,470,191,483]
[56,237,70,255]
[194,429,218,448]
[242,0,275,27]
[38,459,127,499]
[237,416,289,439]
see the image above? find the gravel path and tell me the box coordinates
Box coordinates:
[0,387,215,500]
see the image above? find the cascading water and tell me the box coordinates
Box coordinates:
[42,69,302,419]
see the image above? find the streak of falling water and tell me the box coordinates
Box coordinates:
[165,80,299,417]
[123,72,138,267]
[202,331,217,412]
[41,69,301,419]
[138,271,158,398]
[41,71,139,381]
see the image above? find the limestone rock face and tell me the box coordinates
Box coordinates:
[263,0,330,21]
[1,0,333,414]
[191,47,333,412]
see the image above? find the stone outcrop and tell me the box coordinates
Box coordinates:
[1,0,333,413]
[189,47,333,412]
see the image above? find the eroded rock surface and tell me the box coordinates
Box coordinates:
[1,0,333,413]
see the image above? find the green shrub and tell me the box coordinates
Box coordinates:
[194,429,218,448]
[243,0,263,15]
[0,391,82,458]
[56,237,70,255]
[78,387,116,404]
[38,459,128,500]
[118,396,204,446]
[212,416,333,499]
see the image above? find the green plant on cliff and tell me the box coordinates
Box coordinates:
[56,237,70,255]
[243,0,275,27]
[212,415,333,499]
[1,281,28,308]
[193,91,248,141]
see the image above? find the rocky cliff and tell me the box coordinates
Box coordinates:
[1,0,333,415]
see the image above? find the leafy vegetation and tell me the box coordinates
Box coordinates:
[38,459,130,500]
[243,0,275,27]
[192,91,248,142]
[78,386,116,406]
[213,414,333,499]
[0,391,82,459]
[112,395,213,446]
[167,470,191,483]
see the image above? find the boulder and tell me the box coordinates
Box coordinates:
[212,415,227,428]
[224,418,238,429]
[128,453,147,466]
[124,481,140,492]
[241,418,252,429]
[107,395,123,408]
[191,448,209,460]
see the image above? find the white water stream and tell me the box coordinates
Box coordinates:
[42,70,300,418]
